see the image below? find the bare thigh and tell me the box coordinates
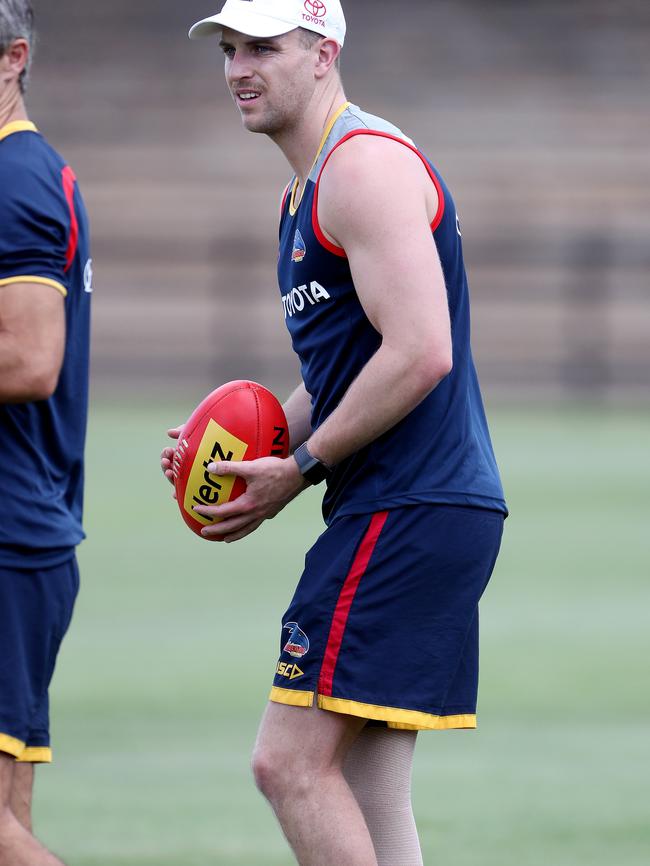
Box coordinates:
[254,700,368,776]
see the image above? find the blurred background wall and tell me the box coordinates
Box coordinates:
[26,0,650,405]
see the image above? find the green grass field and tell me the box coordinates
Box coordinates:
[33,403,650,866]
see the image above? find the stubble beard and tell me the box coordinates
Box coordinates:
[241,107,285,136]
[239,99,301,139]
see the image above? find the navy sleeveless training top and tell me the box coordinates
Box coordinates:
[277,103,507,523]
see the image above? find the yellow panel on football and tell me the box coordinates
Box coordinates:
[183,419,249,525]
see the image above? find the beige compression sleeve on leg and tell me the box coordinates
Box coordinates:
[343,727,423,866]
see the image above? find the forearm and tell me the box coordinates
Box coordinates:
[307,342,449,468]
[282,382,313,452]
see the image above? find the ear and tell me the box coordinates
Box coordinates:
[0,38,29,82]
[314,38,341,79]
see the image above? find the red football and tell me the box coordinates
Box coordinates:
[172,380,289,539]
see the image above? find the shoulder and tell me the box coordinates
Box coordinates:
[321,133,428,189]
[0,134,70,221]
[0,132,66,194]
[318,133,436,213]
[317,133,437,240]
[0,136,74,259]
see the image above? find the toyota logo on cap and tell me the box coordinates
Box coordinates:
[304,0,327,18]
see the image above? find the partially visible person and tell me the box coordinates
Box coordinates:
[0,2,92,863]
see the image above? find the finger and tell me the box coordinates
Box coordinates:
[199,511,254,538]
[167,427,182,440]
[223,519,264,543]
[197,502,259,536]
[203,518,264,543]
[206,459,252,478]
[193,496,254,522]
[161,447,175,460]
[161,457,176,486]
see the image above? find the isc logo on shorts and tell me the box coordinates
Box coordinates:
[276,662,305,680]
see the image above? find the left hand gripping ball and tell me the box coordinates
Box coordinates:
[172,380,289,539]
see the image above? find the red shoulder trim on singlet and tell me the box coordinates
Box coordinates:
[312,130,446,259]
[61,166,79,273]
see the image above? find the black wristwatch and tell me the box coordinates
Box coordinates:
[293,443,331,485]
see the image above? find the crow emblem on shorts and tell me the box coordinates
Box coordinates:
[283,622,310,658]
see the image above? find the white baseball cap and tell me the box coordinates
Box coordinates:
[189,0,346,47]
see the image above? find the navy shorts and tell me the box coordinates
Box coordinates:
[270,505,503,730]
[0,556,79,763]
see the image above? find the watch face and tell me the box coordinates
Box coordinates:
[305,462,327,484]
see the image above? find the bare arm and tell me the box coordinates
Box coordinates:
[0,282,66,403]
[306,134,452,466]
[282,381,313,452]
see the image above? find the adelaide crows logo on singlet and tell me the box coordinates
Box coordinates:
[292,229,307,263]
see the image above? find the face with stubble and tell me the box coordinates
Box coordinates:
[220,27,320,137]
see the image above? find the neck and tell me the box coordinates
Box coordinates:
[271,79,347,185]
[0,86,28,129]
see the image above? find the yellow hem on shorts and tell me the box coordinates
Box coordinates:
[318,696,477,730]
[16,747,52,764]
[269,689,476,730]
[0,276,67,297]
[0,732,26,758]
[269,686,314,708]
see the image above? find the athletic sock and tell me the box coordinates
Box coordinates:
[343,726,424,866]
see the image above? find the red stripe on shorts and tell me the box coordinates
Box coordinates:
[318,511,389,697]
[61,166,79,273]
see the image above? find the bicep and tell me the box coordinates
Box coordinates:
[347,207,448,350]
[318,141,450,352]
[0,281,66,374]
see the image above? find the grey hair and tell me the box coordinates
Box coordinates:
[0,0,34,94]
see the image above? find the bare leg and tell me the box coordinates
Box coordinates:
[0,754,66,866]
[10,764,33,832]
[252,702,378,866]
[344,727,423,866]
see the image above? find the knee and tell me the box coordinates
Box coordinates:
[251,743,283,801]
[251,743,309,805]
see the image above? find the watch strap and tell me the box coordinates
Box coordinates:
[293,443,330,485]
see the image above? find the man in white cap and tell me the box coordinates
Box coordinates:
[164,2,507,864]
